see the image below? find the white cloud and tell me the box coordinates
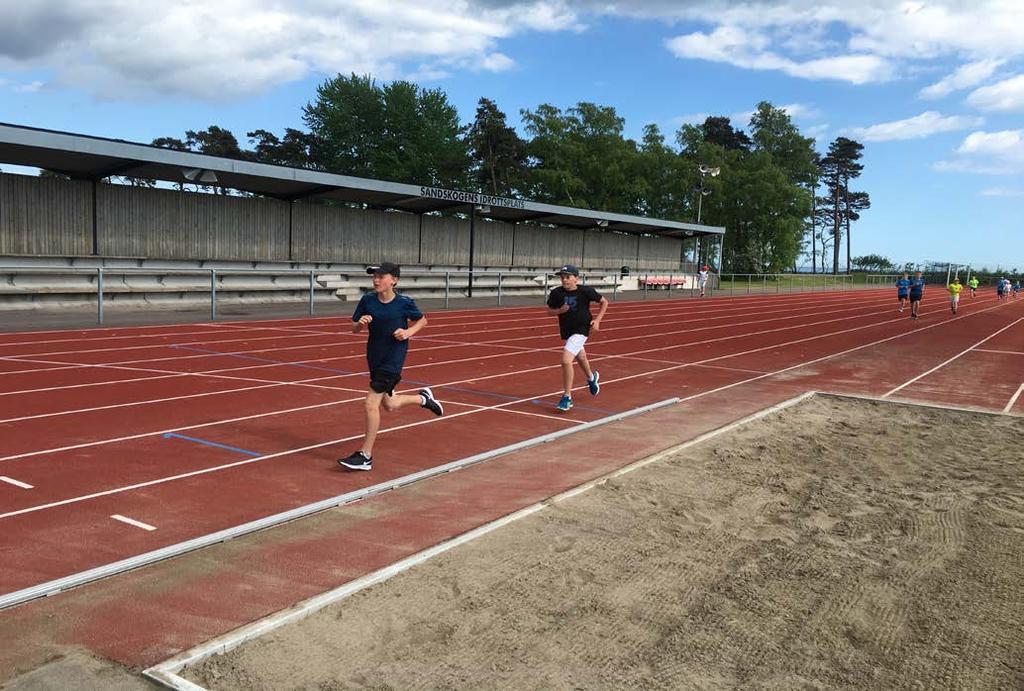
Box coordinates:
[967,74,1024,113]
[919,58,1005,100]
[934,129,1024,175]
[0,1,575,100]
[666,26,892,85]
[980,187,1024,197]
[13,80,43,93]
[669,113,709,127]
[480,52,515,71]
[847,111,984,142]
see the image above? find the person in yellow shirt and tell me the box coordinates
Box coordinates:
[948,277,963,315]
[968,276,980,298]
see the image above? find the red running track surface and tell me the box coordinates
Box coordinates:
[1,288,1023,605]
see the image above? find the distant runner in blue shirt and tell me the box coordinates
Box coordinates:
[338,262,444,472]
[909,271,926,320]
[997,277,1008,301]
[896,272,911,313]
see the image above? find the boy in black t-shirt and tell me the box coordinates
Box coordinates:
[546,265,609,412]
[338,263,444,471]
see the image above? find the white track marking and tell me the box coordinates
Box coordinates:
[0,290,892,359]
[1,296,1012,519]
[1004,383,1024,413]
[0,295,1002,463]
[0,291,903,377]
[0,476,33,489]
[975,348,1024,356]
[883,317,1024,398]
[110,514,157,531]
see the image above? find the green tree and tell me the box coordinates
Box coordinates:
[701,116,752,151]
[303,73,468,187]
[851,254,895,271]
[521,102,638,212]
[247,128,320,169]
[820,137,867,273]
[465,97,527,197]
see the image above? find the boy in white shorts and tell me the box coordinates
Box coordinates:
[546,264,609,412]
[698,265,710,297]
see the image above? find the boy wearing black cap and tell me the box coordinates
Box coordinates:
[546,264,608,412]
[339,262,444,471]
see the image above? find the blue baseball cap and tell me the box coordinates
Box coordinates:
[555,264,580,276]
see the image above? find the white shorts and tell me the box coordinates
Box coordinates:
[950,294,960,305]
[564,334,588,356]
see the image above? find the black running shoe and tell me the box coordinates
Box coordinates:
[338,450,372,471]
[419,387,444,416]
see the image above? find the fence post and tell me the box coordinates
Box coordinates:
[308,270,315,316]
[497,272,503,306]
[643,274,648,299]
[210,269,217,321]
[612,274,618,301]
[667,272,673,299]
[444,271,450,309]
[763,274,766,293]
[97,267,104,325]
[747,274,751,294]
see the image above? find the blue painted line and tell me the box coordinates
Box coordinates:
[171,343,360,377]
[163,432,262,457]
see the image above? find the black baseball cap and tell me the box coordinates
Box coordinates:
[555,264,580,276]
[366,262,401,278]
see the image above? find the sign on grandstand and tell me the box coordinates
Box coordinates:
[419,186,527,210]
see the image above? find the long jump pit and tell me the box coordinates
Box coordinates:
[143,393,1023,690]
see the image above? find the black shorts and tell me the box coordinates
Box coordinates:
[909,293,922,302]
[369,369,401,395]
[898,293,908,301]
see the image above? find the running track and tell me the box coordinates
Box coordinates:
[2,287,1024,606]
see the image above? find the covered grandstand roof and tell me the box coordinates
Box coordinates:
[0,122,724,239]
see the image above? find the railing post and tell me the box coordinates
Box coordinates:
[730,274,734,296]
[210,269,217,321]
[747,274,751,294]
[497,272,503,306]
[97,267,104,325]
[668,272,673,299]
[642,274,648,299]
[444,271,450,309]
[309,270,315,315]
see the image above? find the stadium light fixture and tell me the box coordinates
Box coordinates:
[182,168,219,184]
[596,219,609,227]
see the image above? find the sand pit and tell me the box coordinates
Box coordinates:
[184,395,1024,690]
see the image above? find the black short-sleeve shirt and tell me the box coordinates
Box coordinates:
[547,285,603,340]
[352,292,424,375]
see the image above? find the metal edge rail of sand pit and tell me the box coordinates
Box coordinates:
[143,391,819,691]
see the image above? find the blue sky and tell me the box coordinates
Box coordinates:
[1,1,1022,269]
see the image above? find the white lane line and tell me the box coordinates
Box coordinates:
[0,297,1007,520]
[0,295,999,463]
[1004,383,1024,414]
[0,476,33,489]
[975,348,1024,356]
[0,294,902,417]
[0,292,902,377]
[0,288,876,350]
[883,317,1024,398]
[0,290,893,361]
[110,514,157,531]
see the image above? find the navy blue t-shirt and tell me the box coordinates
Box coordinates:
[896,278,911,295]
[909,277,925,296]
[352,292,424,375]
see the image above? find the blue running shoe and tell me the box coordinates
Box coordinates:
[556,395,573,412]
[588,371,600,396]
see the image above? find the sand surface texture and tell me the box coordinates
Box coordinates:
[187,395,1024,690]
